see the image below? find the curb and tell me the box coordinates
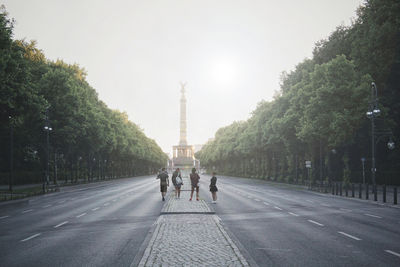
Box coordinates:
[0,198,29,208]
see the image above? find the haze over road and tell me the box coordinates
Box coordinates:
[1,175,400,266]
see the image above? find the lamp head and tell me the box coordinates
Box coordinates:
[387,140,395,150]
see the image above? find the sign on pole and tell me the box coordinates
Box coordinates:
[305,160,311,168]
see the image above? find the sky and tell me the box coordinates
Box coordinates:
[2,0,363,155]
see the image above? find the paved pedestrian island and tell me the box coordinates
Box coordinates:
[137,179,250,266]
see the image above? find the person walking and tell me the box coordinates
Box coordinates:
[172,168,183,198]
[156,168,169,201]
[210,172,218,203]
[189,168,200,201]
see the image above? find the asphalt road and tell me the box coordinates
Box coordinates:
[0,176,163,266]
[1,174,400,266]
[198,175,400,267]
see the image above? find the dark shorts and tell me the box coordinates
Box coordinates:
[160,184,167,192]
[175,184,182,189]
[210,185,218,192]
[191,184,199,192]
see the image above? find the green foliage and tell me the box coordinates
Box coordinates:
[197,0,400,185]
[0,7,167,185]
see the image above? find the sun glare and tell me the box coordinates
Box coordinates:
[212,61,236,86]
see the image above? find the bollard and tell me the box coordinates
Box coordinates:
[345,183,348,197]
[383,185,386,203]
[352,183,355,198]
[359,183,362,199]
[394,187,397,205]
[366,184,369,200]
[340,182,342,196]
[332,182,334,195]
[374,184,377,201]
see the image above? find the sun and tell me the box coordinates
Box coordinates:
[212,60,236,86]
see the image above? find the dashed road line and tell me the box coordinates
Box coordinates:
[254,198,261,202]
[364,213,382,219]
[263,202,270,206]
[103,202,110,206]
[274,206,283,211]
[58,200,66,204]
[92,207,99,211]
[385,250,400,258]
[338,231,361,241]
[21,233,41,242]
[288,212,299,217]
[76,213,87,218]
[0,215,10,219]
[321,203,331,207]
[308,220,324,226]
[42,204,52,208]
[54,221,69,228]
[22,209,33,214]
[340,208,352,212]
[306,200,314,203]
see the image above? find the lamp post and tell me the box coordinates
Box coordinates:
[366,82,395,191]
[9,116,13,194]
[43,108,52,193]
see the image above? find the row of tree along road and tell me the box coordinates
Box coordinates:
[0,6,168,194]
[196,0,400,187]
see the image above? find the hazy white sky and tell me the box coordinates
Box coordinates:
[3,0,362,155]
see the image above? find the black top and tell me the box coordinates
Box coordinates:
[210,176,217,187]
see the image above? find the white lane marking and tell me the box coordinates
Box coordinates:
[247,196,252,199]
[42,204,52,208]
[274,206,283,211]
[22,209,33,214]
[92,207,99,211]
[58,200,66,204]
[0,215,10,219]
[112,199,117,202]
[21,233,41,242]
[338,231,361,241]
[340,208,352,212]
[306,200,314,203]
[76,213,87,218]
[385,250,400,258]
[288,212,299,217]
[308,220,324,226]
[263,202,270,206]
[54,221,69,228]
[103,203,109,206]
[364,213,382,219]
[254,199,261,202]
[321,204,331,207]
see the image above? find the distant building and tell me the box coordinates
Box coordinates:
[172,83,196,171]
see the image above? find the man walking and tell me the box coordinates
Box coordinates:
[156,168,169,201]
[189,168,200,201]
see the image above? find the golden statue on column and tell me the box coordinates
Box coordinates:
[172,82,195,169]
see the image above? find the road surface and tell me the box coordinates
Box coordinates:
[1,174,400,266]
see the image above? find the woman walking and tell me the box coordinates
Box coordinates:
[172,168,183,199]
[210,172,218,203]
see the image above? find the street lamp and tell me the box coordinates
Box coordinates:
[43,109,52,193]
[9,116,13,194]
[366,82,395,192]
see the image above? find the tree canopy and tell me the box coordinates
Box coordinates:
[197,0,400,185]
[0,5,167,185]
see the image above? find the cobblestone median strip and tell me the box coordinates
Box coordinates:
[137,214,249,266]
[136,180,249,266]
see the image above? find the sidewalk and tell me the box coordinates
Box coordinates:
[137,178,249,267]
